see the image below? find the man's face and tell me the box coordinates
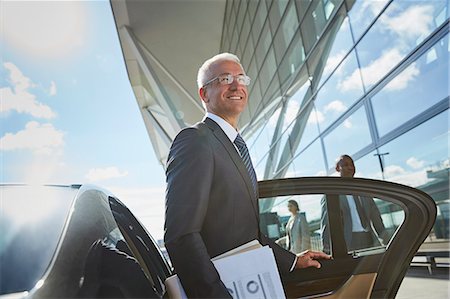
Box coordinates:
[336,156,355,178]
[200,60,248,121]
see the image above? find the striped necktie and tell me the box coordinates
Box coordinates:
[234,134,258,197]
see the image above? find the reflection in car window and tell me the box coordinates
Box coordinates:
[260,195,327,254]
[259,193,404,257]
[0,186,78,294]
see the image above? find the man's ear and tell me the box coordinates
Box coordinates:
[335,164,340,172]
[199,87,209,104]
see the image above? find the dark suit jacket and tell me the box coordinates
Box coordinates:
[164,118,296,298]
[321,194,388,254]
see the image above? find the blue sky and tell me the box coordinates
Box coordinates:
[1,1,167,240]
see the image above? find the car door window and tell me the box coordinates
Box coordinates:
[260,194,327,254]
[258,177,435,299]
[108,196,171,297]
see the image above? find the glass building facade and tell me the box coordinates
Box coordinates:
[221,0,449,241]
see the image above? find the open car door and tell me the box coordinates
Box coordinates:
[258,177,436,299]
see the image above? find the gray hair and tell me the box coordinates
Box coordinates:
[197,53,243,89]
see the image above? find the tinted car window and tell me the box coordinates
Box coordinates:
[0,185,78,294]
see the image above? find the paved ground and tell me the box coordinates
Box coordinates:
[396,268,449,299]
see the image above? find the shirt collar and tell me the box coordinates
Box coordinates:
[204,112,238,143]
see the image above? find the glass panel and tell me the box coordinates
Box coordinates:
[346,0,389,41]
[278,31,305,89]
[323,105,372,168]
[378,110,449,240]
[230,26,239,54]
[240,11,252,60]
[242,32,255,69]
[268,0,289,33]
[314,49,364,131]
[296,0,312,21]
[372,33,449,137]
[321,194,403,255]
[259,194,328,253]
[248,125,271,179]
[301,0,327,53]
[297,104,321,152]
[288,138,326,177]
[247,0,259,23]
[255,19,272,66]
[356,0,448,91]
[318,15,354,88]
[236,0,248,31]
[252,0,268,47]
[351,150,384,179]
[273,1,299,63]
[259,46,277,93]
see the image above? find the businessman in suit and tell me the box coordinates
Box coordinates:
[321,155,390,254]
[164,53,330,298]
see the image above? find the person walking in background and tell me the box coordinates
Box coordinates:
[164,53,331,298]
[321,154,390,254]
[286,200,311,254]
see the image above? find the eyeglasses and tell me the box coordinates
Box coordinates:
[203,74,251,87]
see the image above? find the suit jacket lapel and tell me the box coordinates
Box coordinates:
[203,118,258,211]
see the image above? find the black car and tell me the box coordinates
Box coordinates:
[1,177,436,298]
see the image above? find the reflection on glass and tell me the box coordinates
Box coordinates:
[255,20,272,66]
[252,0,268,53]
[1,186,78,294]
[301,0,329,53]
[248,121,271,168]
[352,150,383,179]
[356,0,448,91]
[321,194,403,255]
[317,15,354,88]
[273,1,298,63]
[372,33,449,137]
[259,194,326,252]
[287,139,326,177]
[269,0,290,34]
[259,47,277,95]
[314,49,364,131]
[323,105,372,168]
[346,0,390,41]
[296,104,321,153]
[378,110,449,239]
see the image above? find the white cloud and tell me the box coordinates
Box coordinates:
[0,121,65,154]
[2,1,88,59]
[323,51,347,77]
[339,48,405,91]
[268,100,300,129]
[406,157,426,170]
[85,167,129,182]
[324,100,347,114]
[384,165,407,177]
[385,62,420,91]
[384,165,430,187]
[308,110,325,124]
[380,5,434,42]
[1,62,56,118]
[343,119,353,129]
[49,81,57,96]
[284,101,299,127]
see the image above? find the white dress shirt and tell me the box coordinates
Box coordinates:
[346,195,366,232]
[205,112,298,271]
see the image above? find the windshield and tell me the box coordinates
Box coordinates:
[0,185,78,295]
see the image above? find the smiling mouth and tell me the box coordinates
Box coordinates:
[228,96,243,100]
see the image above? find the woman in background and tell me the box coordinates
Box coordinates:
[286,200,311,254]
